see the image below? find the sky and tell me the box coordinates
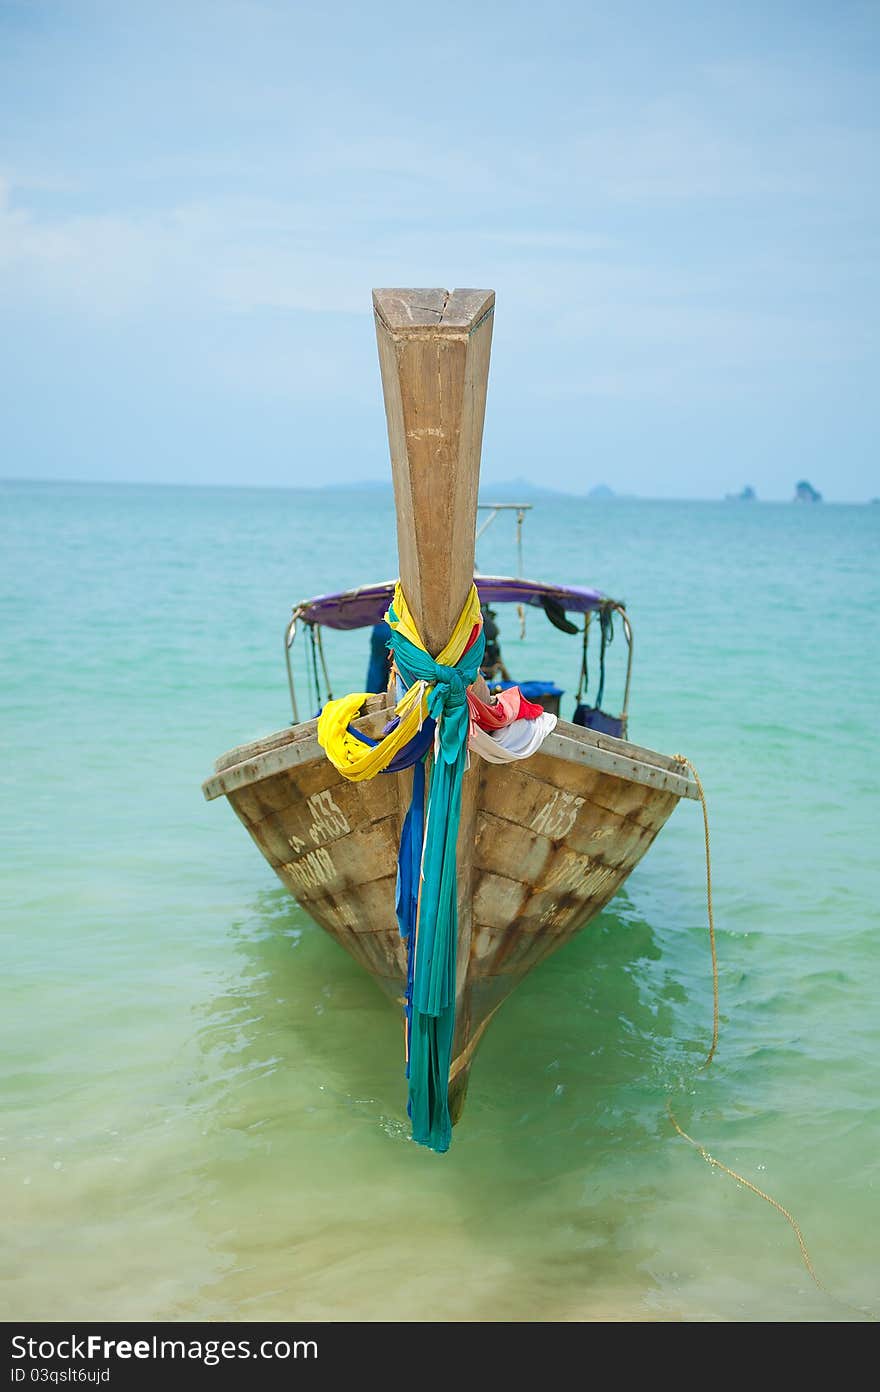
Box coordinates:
[0,0,877,500]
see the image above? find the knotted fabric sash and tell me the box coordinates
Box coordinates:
[316,583,559,1151]
[316,585,481,782]
[318,583,484,1151]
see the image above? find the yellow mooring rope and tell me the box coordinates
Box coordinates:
[673,755,718,1069]
[670,754,826,1297]
[663,1101,821,1286]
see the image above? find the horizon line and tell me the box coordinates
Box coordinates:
[1,474,873,506]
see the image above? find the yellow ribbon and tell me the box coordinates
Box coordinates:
[316,681,426,782]
[385,581,482,658]
[316,582,482,782]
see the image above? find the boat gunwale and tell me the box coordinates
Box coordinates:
[202,709,699,804]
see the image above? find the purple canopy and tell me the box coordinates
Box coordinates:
[293,576,613,631]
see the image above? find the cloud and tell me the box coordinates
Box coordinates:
[0,176,184,315]
[1,30,876,416]
[0,165,865,413]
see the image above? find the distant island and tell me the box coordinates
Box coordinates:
[477,475,576,501]
[477,477,622,501]
[794,480,822,503]
[725,485,757,502]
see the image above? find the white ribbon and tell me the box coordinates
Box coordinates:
[468,712,557,765]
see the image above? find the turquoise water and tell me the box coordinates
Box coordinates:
[2,480,878,1322]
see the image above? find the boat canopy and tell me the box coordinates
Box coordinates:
[293,576,616,631]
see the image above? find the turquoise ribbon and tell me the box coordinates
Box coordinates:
[390,611,486,1152]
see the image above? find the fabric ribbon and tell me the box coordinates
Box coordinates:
[385,584,484,1152]
[468,711,557,764]
[315,581,554,1153]
[317,583,483,1151]
[316,681,428,781]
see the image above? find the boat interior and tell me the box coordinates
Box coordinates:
[285,570,634,741]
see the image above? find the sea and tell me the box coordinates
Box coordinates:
[2,480,878,1322]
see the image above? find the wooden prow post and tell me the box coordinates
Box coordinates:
[373,288,495,655]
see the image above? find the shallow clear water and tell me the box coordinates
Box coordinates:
[2,480,878,1321]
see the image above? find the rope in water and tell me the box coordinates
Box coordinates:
[664,1101,821,1287]
[673,755,718,1069]
[669,753,825,1295]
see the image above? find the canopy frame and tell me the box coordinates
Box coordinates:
[284,575,633,728]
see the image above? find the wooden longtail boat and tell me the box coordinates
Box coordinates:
[203,289,698,1128]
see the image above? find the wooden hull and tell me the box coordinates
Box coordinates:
[203,699,697,1114]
